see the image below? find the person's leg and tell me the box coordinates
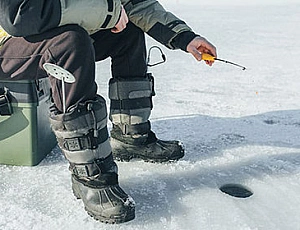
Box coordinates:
[0,25,97,111]
[91,22,147,78]
[91,22,184,162]
[0,25,135,223]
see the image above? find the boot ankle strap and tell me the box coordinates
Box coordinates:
[59,127,109,151]
[70,154,115,178]
[114,121,151,135]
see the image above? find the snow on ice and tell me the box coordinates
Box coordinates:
[1,0,300,229]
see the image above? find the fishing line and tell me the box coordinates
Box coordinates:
[202,53,246,70]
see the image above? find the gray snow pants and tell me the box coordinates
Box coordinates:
[0,23,147,112]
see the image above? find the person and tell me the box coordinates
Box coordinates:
[0,0,217,224]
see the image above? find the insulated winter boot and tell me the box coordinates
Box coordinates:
[49,95,135,224]
[109,74,184,163]
[70,153,135,224]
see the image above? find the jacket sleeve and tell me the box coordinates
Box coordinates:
[59,0,122,34]
[0,0,122,37]
[122,0,196,50]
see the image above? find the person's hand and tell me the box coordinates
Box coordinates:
[186,36,217,66]
[111,6,128,33]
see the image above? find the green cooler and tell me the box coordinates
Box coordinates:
[0,78,57,166]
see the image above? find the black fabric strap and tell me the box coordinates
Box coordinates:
[117,121,151,135]
[110,97,152,110]
[71,155,119,187]
[60,127,109,151]
[71,154,114,177]
[73,173,118,188]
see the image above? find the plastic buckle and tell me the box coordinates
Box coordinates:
[64,138,81,151]
[63,129,99,151]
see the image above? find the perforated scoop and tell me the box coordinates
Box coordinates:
[43,63,76,113]
[43,63,75,83]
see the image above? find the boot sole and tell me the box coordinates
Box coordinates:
[110,137,184,163]
[86,207,135,224]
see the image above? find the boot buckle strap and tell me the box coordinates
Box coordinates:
[110,97,152,110]
[120,121,151,135]
[63,127,109,151]
[71,154,114,177]
[72,162,101,178]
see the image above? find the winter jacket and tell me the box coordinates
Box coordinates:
[0,0,196,50]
